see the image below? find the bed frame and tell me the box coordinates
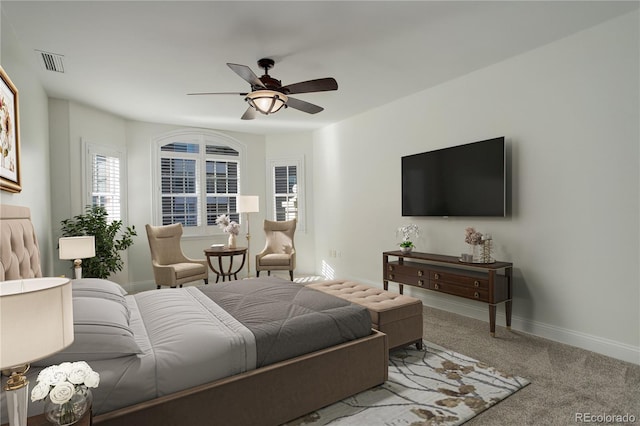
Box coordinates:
[0,204,389,425]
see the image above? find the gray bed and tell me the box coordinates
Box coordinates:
[0,204,388,425]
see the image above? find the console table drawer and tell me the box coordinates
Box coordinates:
[429,269,488,290]
[386,262,428,278]
[429,281,489,302]
[385,271,428,288]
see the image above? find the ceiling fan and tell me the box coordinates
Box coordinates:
[188,58,338,120]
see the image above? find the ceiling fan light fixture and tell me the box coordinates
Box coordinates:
[245,90,288,115]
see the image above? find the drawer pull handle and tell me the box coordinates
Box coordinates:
[434,283,440,290]
[418,270,424,277]
[474,292,480,298]
[389,274,394,280]
[434,273,440,280]
[474,280,480,287]
[418,280,424,286]
[388,265,394,271]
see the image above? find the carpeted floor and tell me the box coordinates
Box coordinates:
[422,306,640,425]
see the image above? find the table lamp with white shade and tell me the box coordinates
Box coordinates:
[237,195,259,276]
[59,236,96,279]
[1,277,74,426]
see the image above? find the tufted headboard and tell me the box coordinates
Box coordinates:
[0,204,42,281]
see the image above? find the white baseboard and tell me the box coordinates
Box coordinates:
[413,291,639,365]
[354,278,639,365]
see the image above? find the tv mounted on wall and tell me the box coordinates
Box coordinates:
[402,137,507,217]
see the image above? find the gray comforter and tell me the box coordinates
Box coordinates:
[198,276,372,367]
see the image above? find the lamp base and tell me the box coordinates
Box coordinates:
[74,259,83,280]
[3,366,30,426]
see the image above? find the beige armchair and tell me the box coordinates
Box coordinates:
[256,219,296,281]
[145,223,209,289]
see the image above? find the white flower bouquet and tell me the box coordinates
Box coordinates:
[31,361,99,424]
[31,361,99,404]
[215,214,240,235]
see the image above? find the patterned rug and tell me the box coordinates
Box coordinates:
[286,341,530,426]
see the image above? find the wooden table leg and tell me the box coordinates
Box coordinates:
[505,267,513,330]
[489,304,496,337]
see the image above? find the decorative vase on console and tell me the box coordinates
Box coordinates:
[464,227,483,263]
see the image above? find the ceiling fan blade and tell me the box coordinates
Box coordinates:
[281,78,338,95]
[286,97,324,114]
[241,107,256,120]
[187,92,247,96]
[227,63,265,89]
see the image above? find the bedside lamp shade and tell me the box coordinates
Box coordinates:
[1,278,74,426]
[59,236,96,279]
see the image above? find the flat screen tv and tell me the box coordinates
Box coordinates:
[402,137,506,217]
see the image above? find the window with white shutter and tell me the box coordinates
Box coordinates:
[268,157,305,231]
[153,130,245,236]
[83,142,126,223]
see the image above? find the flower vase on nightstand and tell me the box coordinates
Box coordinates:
[44,387,92,426]
[228,233,237,249]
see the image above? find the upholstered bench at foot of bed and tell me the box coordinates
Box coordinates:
[306,279,423,351]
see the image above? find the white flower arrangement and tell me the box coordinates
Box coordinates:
[215,214,240,236]
[31,361,100,404]
[396,224,419,243]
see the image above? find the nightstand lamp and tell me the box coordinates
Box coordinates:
[1,278,74,426]
[59,236,96,279]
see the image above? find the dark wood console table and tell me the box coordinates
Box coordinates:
[383,250,513,337]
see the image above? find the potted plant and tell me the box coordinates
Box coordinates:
[399,240,415,253]
[397,224,419,253]
[60,205,137,279]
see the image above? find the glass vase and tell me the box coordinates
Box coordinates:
[228,233,237,249]
[44,387,92,426]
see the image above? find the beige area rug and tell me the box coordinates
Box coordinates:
[286,342,530,426]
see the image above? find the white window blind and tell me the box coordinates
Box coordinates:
[153,131,246,235]
[274,165,298,221]
[83,142,126,223]
[268,157,305,231]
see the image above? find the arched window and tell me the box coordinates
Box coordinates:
[152,130,246,236]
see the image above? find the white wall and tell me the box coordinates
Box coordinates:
[1,11,54,275]
[313,11,639,363]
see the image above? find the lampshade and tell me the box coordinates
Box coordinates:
[0,278,74,369]
[59,236,96,260]
[245,90,288,115]
[237,195,260,213]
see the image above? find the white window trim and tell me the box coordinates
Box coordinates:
[151,129,247,237]
[266,156,305,233]
[81,139,128,224]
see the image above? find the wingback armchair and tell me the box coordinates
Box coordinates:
[145,223,209,289]
[255,219,296,281]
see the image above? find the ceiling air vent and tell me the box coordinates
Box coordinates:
[36,50,65,73]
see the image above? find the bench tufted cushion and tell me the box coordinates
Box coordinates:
[306,280,423,338]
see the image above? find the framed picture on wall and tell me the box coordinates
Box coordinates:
[0,66,21,193]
